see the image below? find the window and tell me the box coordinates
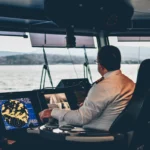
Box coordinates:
[0,32,98,92]
[109,36,150,82]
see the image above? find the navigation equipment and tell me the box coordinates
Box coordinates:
[45,92,70,110]
[0,97,39,130]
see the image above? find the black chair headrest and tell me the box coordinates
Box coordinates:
[135,59,150,96]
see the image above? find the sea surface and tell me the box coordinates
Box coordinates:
[0,64,139,92]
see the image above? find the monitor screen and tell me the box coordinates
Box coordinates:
[0,97,39,130]
[74,90,88,106]
[44,93,70,110]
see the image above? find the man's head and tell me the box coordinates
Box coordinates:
[97,45,121,76]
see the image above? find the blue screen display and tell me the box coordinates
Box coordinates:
[0,98,39,130]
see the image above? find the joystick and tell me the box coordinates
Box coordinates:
[45,118,58,130]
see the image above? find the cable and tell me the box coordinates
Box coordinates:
[67,48,79,78]
[45,16,59,27]
[83,47,93,83]
[31,21,58,26]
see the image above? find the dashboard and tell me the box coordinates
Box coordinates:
[0,78,91,137]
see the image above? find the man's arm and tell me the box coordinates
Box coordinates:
[51,84,111,126]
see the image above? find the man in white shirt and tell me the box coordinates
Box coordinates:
[39,45,135,131]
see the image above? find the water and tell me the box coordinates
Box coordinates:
[0,64,139,92]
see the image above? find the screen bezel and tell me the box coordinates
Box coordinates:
[39,86,89,110]
[0,91,42,133]
[39,88,70,109]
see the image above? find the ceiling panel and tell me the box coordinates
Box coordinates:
[0,0,134,31]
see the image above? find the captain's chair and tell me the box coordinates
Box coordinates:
[64,59,150,150]
[109,59,150,149]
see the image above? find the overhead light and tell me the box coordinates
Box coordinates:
[79,4,83,7]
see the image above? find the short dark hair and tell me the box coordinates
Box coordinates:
[98,45,121,71]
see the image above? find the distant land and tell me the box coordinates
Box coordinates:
[0,51,25,57]
[0,45,149,65]
[0,53,141,65]
[0,54,95,65]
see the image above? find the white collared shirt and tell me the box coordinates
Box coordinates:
[51,70,135,131]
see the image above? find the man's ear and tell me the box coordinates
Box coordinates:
[101,64,108,73]
[99,64,104,70]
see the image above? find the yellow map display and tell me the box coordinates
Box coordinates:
[1,100,29,127]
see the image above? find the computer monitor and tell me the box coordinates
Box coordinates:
[73,90,88,106]
[44,92,70,110]
[41,86,89,110]
[0,97,39,130]
[56,78,91,109]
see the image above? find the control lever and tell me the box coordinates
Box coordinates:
[45,118,58,130]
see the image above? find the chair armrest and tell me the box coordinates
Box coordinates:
[65,133,124,142]
[65,136,115,142]
[39,127,125,143]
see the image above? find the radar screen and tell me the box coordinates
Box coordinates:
[0,98,39,130]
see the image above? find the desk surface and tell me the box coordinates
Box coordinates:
[28,126,118,143]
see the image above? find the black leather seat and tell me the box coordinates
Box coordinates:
[109,59,150,150]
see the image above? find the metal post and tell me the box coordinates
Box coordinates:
[96,31,109,51]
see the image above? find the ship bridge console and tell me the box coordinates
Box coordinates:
[0,0,150,150]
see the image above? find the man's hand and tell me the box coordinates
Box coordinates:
[39,109,52,122]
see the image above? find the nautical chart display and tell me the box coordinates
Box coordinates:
[0,98,39,130]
